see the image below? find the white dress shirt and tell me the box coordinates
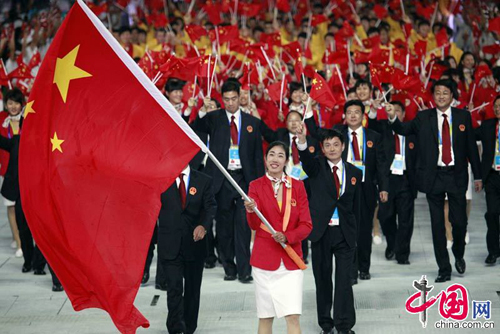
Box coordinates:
[176,165,191,188]
[347,126,364,163]
[226,109,241,132]
[392,132,406,171]
[437,107,455,166]
[327,159,345,196]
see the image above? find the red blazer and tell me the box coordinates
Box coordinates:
[247,176,312,271]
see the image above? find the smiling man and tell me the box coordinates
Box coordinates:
[386,79,482,283]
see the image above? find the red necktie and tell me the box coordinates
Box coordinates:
[230,115,239,145]
[332,166,340,199]
[394,133,401,155]
[291,136,300,165]
[441,114,452,165]
[351,131,361,161]
[178,173,186,208]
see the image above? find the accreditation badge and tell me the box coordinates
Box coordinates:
[352,160,365,182]
[228,145,241,169]
[391,154,405,175]
[495,153,500,171]
[329,207,340,226]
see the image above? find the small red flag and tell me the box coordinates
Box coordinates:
[311,14,329,27]
[373,5,388,20]
[185,24,207,42]
[414,40,427,59]
[208,25,239,44]
[435,28,449,47]
[488,17,500,35]
[19,2,203,333]
[276,0,291,12]
[310,72,337,109]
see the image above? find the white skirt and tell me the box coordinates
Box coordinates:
[253,262,304,319]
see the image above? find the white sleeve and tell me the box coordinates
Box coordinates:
[198,110,207,118]
[297,140,308,151]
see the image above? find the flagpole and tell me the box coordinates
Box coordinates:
[468,83,476,106]
[335,64,347,99]
[207,54,211,96]
[192,75,197,99]
[205,149,307,269]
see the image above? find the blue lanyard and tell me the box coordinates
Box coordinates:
[228,113,242,145]
[438,113,452,145]
[339,162,346,196]
[349,128,366,163]
[185,173,190,195]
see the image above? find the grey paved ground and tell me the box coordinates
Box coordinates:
[0,192,499,334]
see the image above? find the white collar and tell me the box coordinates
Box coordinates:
[289,132,298,142]
[437,107,452,118]
[327,159,343,170]
[179,165,190,178]
[226,109,241,121]
[348,126,363,136]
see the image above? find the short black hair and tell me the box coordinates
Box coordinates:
[391,100,405,112]
[286,110,303,121]
[418,19,430,28]
[4,88,25,106]
[343,99,364,114]
[319,128,344,145]
[367,27,380,36]
[298,32,307,39]
[346,87,357,96]
[432,79,458,99]
[165,78,186,93]
[221,80,241,95]
[289,81,304,97]
[266,141,290,161]
[354,79,372,91]
[118,27,131,35]
[493,95,500,106]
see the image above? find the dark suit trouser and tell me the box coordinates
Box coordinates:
[205,220,218,264]
[144,225,167,286]
[351,185,375,277]
[312,226,355,332]
[163,251,205,334]
[15,199,46,271]
[215,172,251,278]
[484,171,500,256]
[379,174,415,261]
[426,169,467,276]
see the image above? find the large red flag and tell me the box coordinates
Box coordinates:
[18,1,203,333]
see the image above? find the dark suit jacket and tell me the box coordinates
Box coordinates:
[193,109,265,193]
[369,118,419,198]
[475,118,498,184]
[299,147,362,248]
[189,131,208,171]
[305,117,389,211]
[391,107,481,193]
[0,134,20,201]
[157,170,217,261]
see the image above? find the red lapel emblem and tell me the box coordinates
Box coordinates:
[189,187,197,195]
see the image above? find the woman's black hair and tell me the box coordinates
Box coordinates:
[288,81,304,105]
[265,141,290,162]
[4,88,25,106]
[457,52,477,82]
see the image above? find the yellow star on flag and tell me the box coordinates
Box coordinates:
[51,132,65,153]
[312,79,318,85]
[53,45,92,103]
[24,100,35,118]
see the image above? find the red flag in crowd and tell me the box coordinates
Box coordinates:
[488,17,500,35]
[203,1,222,25]
[8,55,33,80]
[238,2,262,17]
[416,3,435,20]
[310,72,336,109]
[435,28,449,47]
[267,78,289,104]
[18,2,202,333]
[276,0,291,12]
[373,4,388,20]
[474,64,493,84]
[0,59,10,87]
[185,24,207,42]
[414,40,427,59]
[28,50,42,69]
[311,14,329,27]
[208,25,239,44]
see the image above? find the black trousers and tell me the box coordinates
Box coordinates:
[163,251,205,334]
[15,199,46,271]
[484,171,500,256]
[351,185,376,277]
[312,226,356,333]
[215,172,251,278]
[379,174,415,261]
[205,220,218,264]
[426,169,467,276]
[144,225,167,286]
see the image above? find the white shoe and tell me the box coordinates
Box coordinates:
[15,248,23,258]
[447,240,453,249]
[373,235,383,245]
[10,240,17,249]
[465,232,470,245]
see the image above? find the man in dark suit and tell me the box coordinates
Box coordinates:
[386,79,482,282]
[306,99,389,283]
[260,110,320,262]
[158,164,217,334]
[297,126,361,334]
[475,95,500,264]
[193,80,264,283]
[368,101,418,264]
